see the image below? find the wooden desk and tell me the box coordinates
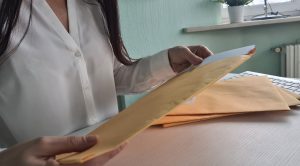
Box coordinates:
[106,107,300,166]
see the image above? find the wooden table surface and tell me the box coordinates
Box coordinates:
[106,107,300,166]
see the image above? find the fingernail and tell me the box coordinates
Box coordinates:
[86,135,98,144]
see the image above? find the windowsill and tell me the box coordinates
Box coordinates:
[183,16,300,33]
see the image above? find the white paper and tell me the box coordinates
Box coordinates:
[200,45,256,66]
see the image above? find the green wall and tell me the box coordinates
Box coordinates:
[118,0,300,106]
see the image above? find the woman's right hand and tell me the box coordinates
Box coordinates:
[0,135,125,166]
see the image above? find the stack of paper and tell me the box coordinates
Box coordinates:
[152,76,300,127]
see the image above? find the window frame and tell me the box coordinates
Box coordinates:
[221,0,300,23]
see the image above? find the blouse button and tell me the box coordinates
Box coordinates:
[75,51,81,57]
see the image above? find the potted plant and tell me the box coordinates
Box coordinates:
[215,0,253,23]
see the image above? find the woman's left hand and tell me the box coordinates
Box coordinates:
[168,45,213,73]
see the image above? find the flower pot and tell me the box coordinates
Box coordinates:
[228,5,244,23]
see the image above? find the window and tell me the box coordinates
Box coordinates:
[221,0,300,22]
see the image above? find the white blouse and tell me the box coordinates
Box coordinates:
[0,0,175,148]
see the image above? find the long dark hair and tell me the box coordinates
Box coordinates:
[0,0,134,65]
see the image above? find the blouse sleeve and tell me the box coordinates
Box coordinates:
[113,50,177,95]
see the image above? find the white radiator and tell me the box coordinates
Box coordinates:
[282,44,300,78]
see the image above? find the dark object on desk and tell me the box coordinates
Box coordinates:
[251,0,286,20]
[252,13,286,20]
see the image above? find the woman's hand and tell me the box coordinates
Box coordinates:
[0,135,126,166]
[168,45,213,73]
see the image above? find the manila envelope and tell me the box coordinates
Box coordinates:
[168,76,291,116]
[154,78,300,127]
[153,86,300,127]
[57,49,255,164]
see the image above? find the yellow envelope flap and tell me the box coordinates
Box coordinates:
[152,114,235,125]
[277,87,300,106]
[278,87,300,101]
[162,120,202,128]
[162,119,221,128]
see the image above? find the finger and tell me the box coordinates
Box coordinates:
[174,63,192,73]
[248,48,256,55]
[45,158,60,166]
[180,46,204,65]
[85,143,127,165]
[33,135,98,156]
[188,45,213,59]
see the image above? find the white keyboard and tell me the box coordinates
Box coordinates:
[225,71,300,95]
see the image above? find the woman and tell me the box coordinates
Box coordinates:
[0,0,212,165]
